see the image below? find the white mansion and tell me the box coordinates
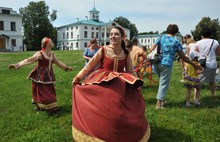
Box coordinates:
[0,7,23,52]
[57,7,130,50]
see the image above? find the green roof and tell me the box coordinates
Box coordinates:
[89,7,100,13]
[57,20,113,29]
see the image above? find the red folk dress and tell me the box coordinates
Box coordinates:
[72,46,150,142]
[28,52,58,112]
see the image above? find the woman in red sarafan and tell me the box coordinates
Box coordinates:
[8,37,72,114]
[72,26,150,142]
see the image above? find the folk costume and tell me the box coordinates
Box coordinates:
[72,46,150,142]
[28,51,58,112]
[13,37,72,113]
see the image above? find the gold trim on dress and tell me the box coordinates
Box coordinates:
[104,46,126,60]
[37,102,58,110]
[72,126,104,142]
[140,125,151,142]
[72,125,150,142]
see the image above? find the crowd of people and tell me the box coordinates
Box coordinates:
[8,25,220,141]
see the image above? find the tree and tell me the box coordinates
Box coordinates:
[191,17,220,41]
[19,1,57,50]
[138,31,159,35]
[113,16,138,40]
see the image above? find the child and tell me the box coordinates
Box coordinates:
[183,52,202,107]
[8,37,73,114]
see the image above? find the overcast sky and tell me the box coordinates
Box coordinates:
[1,0,220,36]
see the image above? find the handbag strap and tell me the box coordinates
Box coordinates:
[205,39,214,57]
[156,35,162,54]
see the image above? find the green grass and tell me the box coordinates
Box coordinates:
[0,51,220,142]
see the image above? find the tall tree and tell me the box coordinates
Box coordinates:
[191,17,220,41]
[19,1,57,50]
[114,16,138,40]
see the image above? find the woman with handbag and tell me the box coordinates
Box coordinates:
[148,24,202,109]
[195,27,220,100]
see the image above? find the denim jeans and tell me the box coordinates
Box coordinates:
[154,63,172,100]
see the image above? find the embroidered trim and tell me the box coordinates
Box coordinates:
[37,102,58,110]
[72,125,150,142]
[72,126,104,142]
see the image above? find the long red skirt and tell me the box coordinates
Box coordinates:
[72,78,150,142]
[32,82,59,112]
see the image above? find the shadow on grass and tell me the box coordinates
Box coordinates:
[56,104,72,117]
[39,104,72,117]
[149,125,192,142]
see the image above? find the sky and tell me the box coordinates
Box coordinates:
[1,0,220,36]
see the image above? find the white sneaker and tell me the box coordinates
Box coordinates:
[194,100,201,105]
[186,102,192,107]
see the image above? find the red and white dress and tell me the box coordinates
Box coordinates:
[28,52,58,112]
[72,46,150,142]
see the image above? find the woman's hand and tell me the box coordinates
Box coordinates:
[72,76,81,86]
[8,64,20,69]
[194,64,203,71]
[65,66,73,72]
[196,66,204,74]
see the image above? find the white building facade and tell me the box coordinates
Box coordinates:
[137,34,182,49]
[57,7,130,50]
[0,7,23,52]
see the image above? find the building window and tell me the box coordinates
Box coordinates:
[91,32,94,38]
[102,32,104,37]
[71,27,73,30]
[76,42,78,48]
[84,26,87,29]
[11,39,16,46]
[84,31,88,38]
[11,22,16,31]
[2,9,10,14]
[153,39,155,43]
[63,33,65,39]
[71,32,73,39]
[106,33,109,37]
[76,26,78,29]
[84,42,87,47]
[96,32,99,38]
[0,21,4,30]
[67,28,69,31]
[67,32,69,39]
[96,27,99,30]
[148,39,150,43]
[141,39,143,43]
[91,27,94,30]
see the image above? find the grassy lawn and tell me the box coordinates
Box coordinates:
[0,50,219,142]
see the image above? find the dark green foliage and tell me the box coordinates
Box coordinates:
[114,16,138,39]
[191,17,220,42]
[19,1,57,51]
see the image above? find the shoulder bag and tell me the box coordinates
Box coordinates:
[147,36,162,64]
[198,39,214,67]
